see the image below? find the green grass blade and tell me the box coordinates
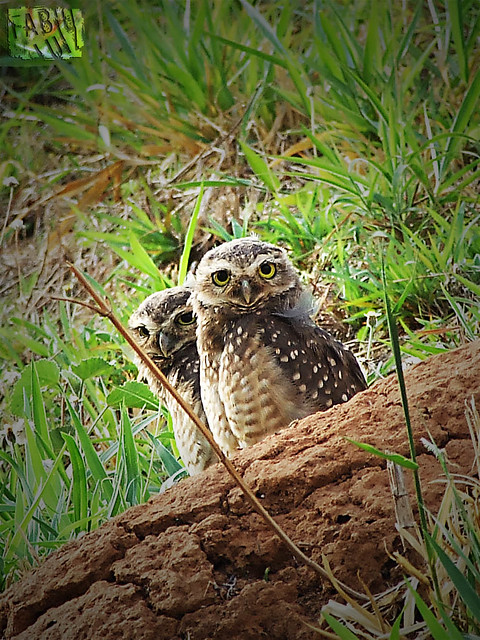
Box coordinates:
[401,39,436,96]
[322,612,360,639]
[345,68,389,124]
[178,183,203,285]
[395,3,422,66]
[454,273,480,299]
[104,8,148,84]
[26,108,98,141]
[23,394,67,510]
[362,0,380,82]
[30,361,52,448]
[174,178,254,189]
[77,269,110,300]
[0,450,30,498]
[120,407,140,506]
[164,62,207,112]
[23,403,47,492]
[238,0,311,116]
[441,68,480,178]
[4,444,67,563]
[145,430,184,478]
[207,33,287,68]
[57,513,95,539]
[447,0,468,82]
[65,399,112,502]
[129,231,162,280]
[382,259,430,542]
[389,608,403,640]
[344,438,418,469]
[107,245,158,281]
[11,360,60,417]
[61,433,88,530]
[428,536,480,625]
[440,161,480,196]
[239,141,280,192]
[466,11,480,60]
[440,284,476,341]
[318,1,358,67]
[406,581,462,640]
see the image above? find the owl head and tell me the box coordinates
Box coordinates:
[193,237,303,315]
[128,287,196,363]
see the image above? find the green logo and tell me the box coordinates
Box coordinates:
[7,8,84,60]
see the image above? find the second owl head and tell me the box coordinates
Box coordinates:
[128,287,196,360]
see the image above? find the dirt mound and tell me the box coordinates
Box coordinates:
[1,341,479,639]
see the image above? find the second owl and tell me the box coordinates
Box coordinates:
[128,287,218,475]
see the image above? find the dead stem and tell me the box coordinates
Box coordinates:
[50,295,106,316]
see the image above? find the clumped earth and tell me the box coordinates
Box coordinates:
[1,340,479,639]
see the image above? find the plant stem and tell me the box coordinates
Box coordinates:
[381,259,442,598]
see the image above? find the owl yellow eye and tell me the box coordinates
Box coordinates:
[258,261,276,279]
[137,326,149,338]
[212,269,230,287]
[177,311,195,325]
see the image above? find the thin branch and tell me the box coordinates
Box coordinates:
[50,295,105,315]
[68,261,368,601]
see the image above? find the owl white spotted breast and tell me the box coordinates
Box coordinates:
[128,287,218,476]
[191,237,367,453]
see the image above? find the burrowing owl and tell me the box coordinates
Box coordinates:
[128,287,217,476]
[192,237,367,455]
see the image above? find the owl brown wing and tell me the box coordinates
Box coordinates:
[260,313,367,412]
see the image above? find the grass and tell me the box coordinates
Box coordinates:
[316,399,480,639]
[0,0,479,633]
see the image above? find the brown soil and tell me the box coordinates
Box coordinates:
[1,340,479,640]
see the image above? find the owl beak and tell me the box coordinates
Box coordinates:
[241,279,252,305]
[157,332,173,357]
